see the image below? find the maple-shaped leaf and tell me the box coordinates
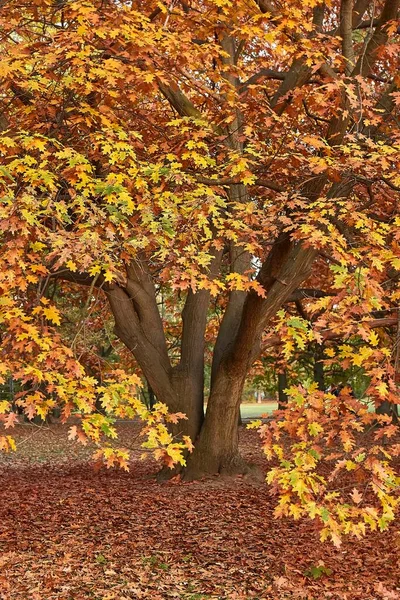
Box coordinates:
[166,412,187,424]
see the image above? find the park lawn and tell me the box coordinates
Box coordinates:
[0,421,398,600]
[240,402,277,419]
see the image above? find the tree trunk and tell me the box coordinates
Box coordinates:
[183,368,248,480]
[107,281,205,441]
[278,371,288,410]
[147,381,155,410]
[313,345,325,390]
[376,400,399,424]
[169,366,204,441]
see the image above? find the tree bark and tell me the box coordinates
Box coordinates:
[278,371,289,410]
[107,271,205,441]
[183,367,249,479]
[313,345,325,391]
[184,242,317,479]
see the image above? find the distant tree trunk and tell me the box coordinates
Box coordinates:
[146,381,156,410]
[376,400,399,423]
[377,311,400,424]
[278,371,288,410]
[313,346,325,390]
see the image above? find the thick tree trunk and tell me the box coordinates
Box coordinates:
[183,368,248,480]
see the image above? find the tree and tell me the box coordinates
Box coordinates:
[0,0,399,495]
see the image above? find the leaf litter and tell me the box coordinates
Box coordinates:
[0,422,399,600]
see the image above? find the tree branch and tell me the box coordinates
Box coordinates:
[287,288,335,301]
[158,81,202,119]
[340,0,355,75]
[239,68,287,92]
[352,0,400,78]
[192,175,284,192]
[264,316,399,349]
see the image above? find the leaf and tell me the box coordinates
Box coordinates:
[183,435,194,453]
[68,426,78,441]
[42,306,61,326]
[351,488,363,505]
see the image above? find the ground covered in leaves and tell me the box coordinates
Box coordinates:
[0,422,399,600]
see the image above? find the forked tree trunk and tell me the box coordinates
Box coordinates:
[106,275,206,441]
[183,241,317,478]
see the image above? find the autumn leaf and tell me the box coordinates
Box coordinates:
[42,306,62,326]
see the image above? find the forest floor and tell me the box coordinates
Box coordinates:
[0,421,399,600]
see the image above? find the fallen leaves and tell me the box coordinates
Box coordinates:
[0,423,398,599]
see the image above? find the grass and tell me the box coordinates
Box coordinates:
[240,401,277,419]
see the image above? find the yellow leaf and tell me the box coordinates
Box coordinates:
[89,265,101,276]
[376,381,388,397]
[369,330,379,347]
[308,422,323,437]
[166,445,186,466]
[289,504,303,519]
[43,305,61,326]
[103,270,114,283]
[66,259,77,272]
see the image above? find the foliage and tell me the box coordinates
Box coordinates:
[250,384,400,545]
[0,0,399,539]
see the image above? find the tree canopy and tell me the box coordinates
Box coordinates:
[0,0,399,543]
